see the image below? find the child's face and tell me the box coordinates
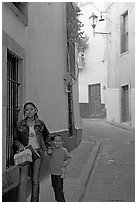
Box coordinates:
[53,136,63,148]
[24,104,36,119]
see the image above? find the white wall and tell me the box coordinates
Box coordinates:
[78,2,107,105]
[2,3,27,49]
[26,3,69,132]
[2,3,27,170]
[106,88,121,123]
[106,88,135,128]
[131,89,135,127]
[106,3,135,127]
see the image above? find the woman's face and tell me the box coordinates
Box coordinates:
[24,104,36,119]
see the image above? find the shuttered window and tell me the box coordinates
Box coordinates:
[6,50,20,168]
[120,11,128,54]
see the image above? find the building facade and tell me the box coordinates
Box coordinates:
[2,2,82,200]
[105,2,135,128]
[78,2,107,118]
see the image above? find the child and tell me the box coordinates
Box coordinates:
[14,102,52,202]
[46,134,71,202]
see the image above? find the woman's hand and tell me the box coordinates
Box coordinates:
[45,146,52,155]
[18,145,25,152]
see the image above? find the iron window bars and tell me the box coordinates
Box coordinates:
[6,50,20,168]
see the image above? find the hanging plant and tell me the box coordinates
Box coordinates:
[66,3,89,53]
[77,34,89,54]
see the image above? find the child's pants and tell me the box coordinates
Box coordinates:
[51,174,65,202]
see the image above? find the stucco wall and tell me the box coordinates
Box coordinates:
[106,2,135,127]
[78,2,107,105]
[106,2,135,89]
[131,89,135,127]
[2,3,27,171]
[26,2,82,134]
[106,88,135,128]
[2,3,27,49]
[106,88,121,123]
[26,3,68,132]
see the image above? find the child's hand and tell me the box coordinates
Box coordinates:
[61,166,66,178]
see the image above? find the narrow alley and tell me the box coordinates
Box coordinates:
[2,2,135,202]
[35,119,135,202]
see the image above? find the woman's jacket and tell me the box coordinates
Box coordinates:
[14,118,51,152]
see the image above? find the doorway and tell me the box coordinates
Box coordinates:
[88,83,102,118]
[121,85,129,122]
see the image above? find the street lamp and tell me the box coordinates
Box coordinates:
[99,11,107,22]
[89,12,111,37]
[89,12,98,37]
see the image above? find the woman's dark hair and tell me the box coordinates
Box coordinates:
[23,102,38,119]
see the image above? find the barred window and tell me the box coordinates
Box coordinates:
[6,50,20,168]
[121,11,128,54]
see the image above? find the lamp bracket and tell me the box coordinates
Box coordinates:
[95,32,111,35]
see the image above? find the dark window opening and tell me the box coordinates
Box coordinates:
[121,11,128,54]
[121,85,129,122]
[12,2,28,19]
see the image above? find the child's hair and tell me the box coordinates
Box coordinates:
[51,134,63,141]
[23,102,38,119]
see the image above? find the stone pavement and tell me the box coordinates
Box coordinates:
[82,120,135,202]
[39,136,102,202]
[28,119,134,202]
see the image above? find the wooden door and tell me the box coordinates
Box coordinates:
[89,83,101,118]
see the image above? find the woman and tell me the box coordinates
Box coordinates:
[14,102,52,202]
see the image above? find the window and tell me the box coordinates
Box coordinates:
[120,11,128,54]
[6,50,20,168]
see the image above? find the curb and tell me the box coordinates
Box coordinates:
[70,140,102,202]
[105,121,135,133]
[83,119,135,133]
